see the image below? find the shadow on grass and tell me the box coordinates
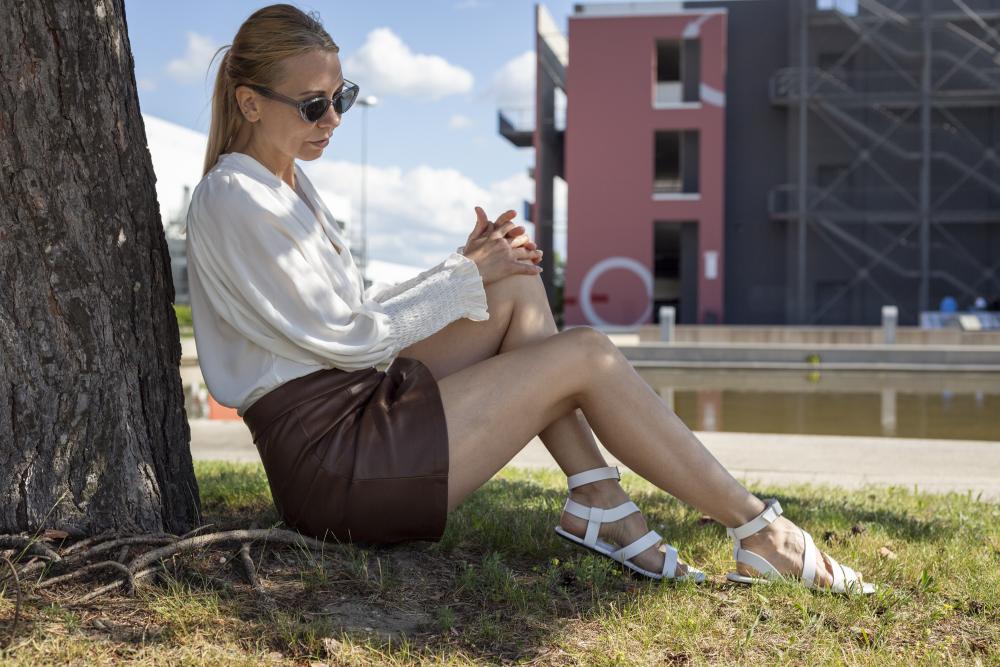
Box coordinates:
[180,464,997,664]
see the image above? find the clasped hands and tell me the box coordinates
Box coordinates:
[470,206,543,264]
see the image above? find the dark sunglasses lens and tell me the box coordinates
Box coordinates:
[302,98,331,122]
[334,86,358,114]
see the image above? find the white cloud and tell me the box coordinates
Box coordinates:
[343,28,474,100]
[483,50,534,109]
[454,0,489,8]
[300,159,534,268]
[448,114,473,130]
[165,32,220,84]
[138,78,157,92]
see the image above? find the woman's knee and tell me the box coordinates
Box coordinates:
[488,271,547,306]
[556,326,621,369]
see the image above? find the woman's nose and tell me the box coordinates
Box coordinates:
[318,105,340,129]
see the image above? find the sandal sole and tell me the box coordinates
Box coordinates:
[554,526,705,583]
[726,571,876,595]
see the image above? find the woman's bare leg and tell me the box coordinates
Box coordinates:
[432,322,841,586]
[402,275,840,586]
[399,273,608,477]
[399,274,683,573]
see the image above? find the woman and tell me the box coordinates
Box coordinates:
[186,3,873,593]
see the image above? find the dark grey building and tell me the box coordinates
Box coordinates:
[706,0,1000,325]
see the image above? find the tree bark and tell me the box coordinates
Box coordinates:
[0,0,200,535]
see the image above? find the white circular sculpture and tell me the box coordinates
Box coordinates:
[579,256,653,328]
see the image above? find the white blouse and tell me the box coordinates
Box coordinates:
[185,151,490,417]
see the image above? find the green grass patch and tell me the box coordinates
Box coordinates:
[175,304,193,337]
[0,462,996,665]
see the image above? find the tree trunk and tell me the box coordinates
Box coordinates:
[0,0,200,535]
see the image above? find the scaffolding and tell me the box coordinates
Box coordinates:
[770,0,1000,325]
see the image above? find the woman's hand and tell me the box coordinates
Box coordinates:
[462,206,543,285]
[494,210,543,265]
[484,208,542,264]
[465,207,543,263]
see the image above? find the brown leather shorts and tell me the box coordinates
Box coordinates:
[241,357,450,545]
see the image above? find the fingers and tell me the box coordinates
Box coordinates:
[495,209,517,226]
[512,246,543,263]
[509,233,532,249]
[512,260,543,275]
[472,206,490,238]
[490,220,521,240]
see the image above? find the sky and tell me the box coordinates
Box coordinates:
[125,0,583,272]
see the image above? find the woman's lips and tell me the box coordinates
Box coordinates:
[310,137,330,147]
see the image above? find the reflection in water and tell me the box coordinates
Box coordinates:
[640,368,1000,441]
[181,366,998,440]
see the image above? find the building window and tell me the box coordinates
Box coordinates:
[654,130,700,194]
[816,0,858,16]
[655,39,701,105]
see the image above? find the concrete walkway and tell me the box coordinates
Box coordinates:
[189,420,1000,501]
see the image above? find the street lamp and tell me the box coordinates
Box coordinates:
[356,95,378,285]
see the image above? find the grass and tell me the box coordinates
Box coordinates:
[1,462,997,665]
[174,304,193,337]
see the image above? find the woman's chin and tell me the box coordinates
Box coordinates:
[297,147,325,161]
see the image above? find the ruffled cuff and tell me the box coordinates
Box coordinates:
[377,251,491,357]
[441,252,489,322]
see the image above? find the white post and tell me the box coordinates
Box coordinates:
[882,305,898,344]
[659,306,675,343]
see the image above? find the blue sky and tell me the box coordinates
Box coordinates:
[128,0,588,269]
[126,0,581,189]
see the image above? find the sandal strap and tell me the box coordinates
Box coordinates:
[826,555,864,593]
[567,466,620,491]
[828,554,846,592]
[727,498,783,543]
[661,543,679,579]
[734,547,782,581]
[801,529,818,588]
[562,498,640,546]
[611,529,662,564]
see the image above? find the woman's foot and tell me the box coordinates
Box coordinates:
[558,477,692,578]
[735,514,867,591]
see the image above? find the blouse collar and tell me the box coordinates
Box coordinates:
[217,151,351,258]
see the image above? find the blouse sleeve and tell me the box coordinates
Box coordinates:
[186,172,489,371]
[363,250,482,307]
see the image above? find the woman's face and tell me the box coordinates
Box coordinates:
[242,49,344,161]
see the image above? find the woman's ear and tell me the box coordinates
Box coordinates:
[234,85,262,122]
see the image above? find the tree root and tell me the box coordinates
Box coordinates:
[35,561,134,595]
[238,543,264,594]
[0,528,340,605]
[0,536,61,563]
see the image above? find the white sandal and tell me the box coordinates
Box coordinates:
[727,498,876,595]
[553,466,705,582]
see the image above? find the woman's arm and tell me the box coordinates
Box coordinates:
[187,172,488,370]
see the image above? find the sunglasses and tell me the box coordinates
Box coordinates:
[245,80,360,122]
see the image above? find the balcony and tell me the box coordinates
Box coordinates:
[770,67,1000,108]
[767,184,1000,224]
[498,107,534,148]
[497,103,567,149]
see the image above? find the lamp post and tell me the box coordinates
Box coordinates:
[356,95,378,285]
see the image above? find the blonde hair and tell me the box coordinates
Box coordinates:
[203,3,340,176]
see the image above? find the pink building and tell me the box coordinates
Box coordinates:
[503,3,728,327]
